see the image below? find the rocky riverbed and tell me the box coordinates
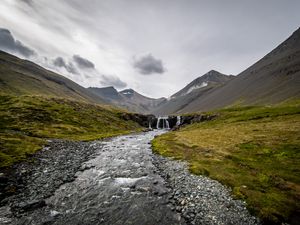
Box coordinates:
[153,155,259,225]
[0,130,259,225]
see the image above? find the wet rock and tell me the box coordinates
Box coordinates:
[16,199,46,212]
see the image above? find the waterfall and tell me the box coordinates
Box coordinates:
[156,116,170,129]
[166,119,170,129]
[156,117,161,129]
[149,120,152,129]
[176,116,181,126]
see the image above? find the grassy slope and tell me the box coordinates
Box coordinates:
[152,101,300,224]
[0,94,142,168]
[0,51,105,104]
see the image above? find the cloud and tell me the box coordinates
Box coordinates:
[100,75,127,89]
[1,0,300,97]
[73,54,95,69]
[53,57,78,74]
[20,0,34,6]
[0,28,36,57]
[133,54,166,75]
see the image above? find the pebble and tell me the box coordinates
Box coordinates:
[152,154,260,225]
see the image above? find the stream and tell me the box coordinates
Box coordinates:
[0,130,258,225]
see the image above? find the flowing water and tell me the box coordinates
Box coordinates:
[7,130,185,225]
[156,117,170,129]
[176,116,181,126]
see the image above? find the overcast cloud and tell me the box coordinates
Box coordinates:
[73,55,95,69]
[53,56,78,74]
[100,75,127,89]
[0,28,35,57]
[0,0,299,97]
[133,54,165,75]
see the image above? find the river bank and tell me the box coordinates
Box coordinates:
[0,131,258,225]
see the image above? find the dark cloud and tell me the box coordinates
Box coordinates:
[73,54,95,69]
[133,54,165,75]
[0,28,36,57]
[20,0,34,6]
[100,75,127,89]
[53,57,78,74]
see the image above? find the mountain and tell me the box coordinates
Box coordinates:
[88,86,123,102]
[119,88,166,110]
[154,70,234,115]
[88,87,166,114]
[171,70,234,98]
[156,28,300,114]
[0,50,105,104]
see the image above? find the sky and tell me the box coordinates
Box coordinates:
[0,0,299,98]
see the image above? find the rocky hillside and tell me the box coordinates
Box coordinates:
[172,28,300,113]
[153,70,234,115]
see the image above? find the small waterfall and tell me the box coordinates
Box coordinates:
[166,119,170,129]
[156,117,161,129]
[156,116,170,129]
[176,116,181,126]
[149,121,152,129]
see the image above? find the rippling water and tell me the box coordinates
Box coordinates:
[7,130,185,225]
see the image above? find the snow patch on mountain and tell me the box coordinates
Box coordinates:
[186,82,208,94]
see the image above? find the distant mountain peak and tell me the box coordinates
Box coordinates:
[170,70,233,99]
[88,86,121,102]
[203,70,227,78]
[207,69,220,74]
[120,88,135,96]
[121,88,134,92]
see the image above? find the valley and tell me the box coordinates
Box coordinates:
[0,16,299,225]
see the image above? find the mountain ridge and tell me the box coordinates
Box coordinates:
[88,86,166,114]
[0,50,106,104]
[153,70,234,115]
[1,27,300,115]
[154,28,300,114]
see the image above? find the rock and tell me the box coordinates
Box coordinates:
[50,210,61,217]
[17,199,46,211]
[0,173,8,189]
[152,151,259,225]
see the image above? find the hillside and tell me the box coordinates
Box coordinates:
[153,101,300,224]
[0,50,105,104]
[0,51,145,168]
[176,28,300,113]
[154,70,233,115]
[0,94,142,168]
[89,87,166,114]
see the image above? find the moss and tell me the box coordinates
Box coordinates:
[152,101,300,224]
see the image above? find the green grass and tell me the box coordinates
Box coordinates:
[0,94,142,168]
[152,101,300,224]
